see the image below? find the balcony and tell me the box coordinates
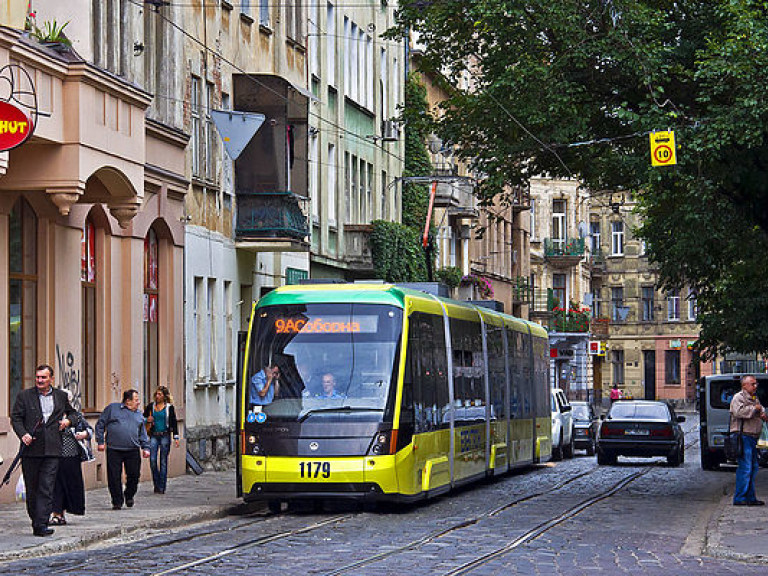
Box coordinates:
[343,224,374,272]
[549,308,591,333]
[511,276,533,304]
[544,237,586,267]
[590,249,606,276]
[530,288,554,318]
[434,180,479,220]
[235,191,310,251]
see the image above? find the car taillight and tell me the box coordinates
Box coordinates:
[651,427,674,437]
[600,424,624,436]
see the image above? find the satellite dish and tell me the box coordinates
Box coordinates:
[578,221,588,238]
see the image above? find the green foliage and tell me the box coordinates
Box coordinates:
[370,74,435,280]
[31,20,71,46]
[369,220,429,282]
[401,73,433,229]
[435,266,462,289]
[391,1,768,356]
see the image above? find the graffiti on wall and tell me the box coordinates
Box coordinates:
[56,344,81,411]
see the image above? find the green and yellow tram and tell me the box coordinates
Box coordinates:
[237,283,550,508]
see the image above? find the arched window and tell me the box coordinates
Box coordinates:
[143,227,159,400]
[9,198,37,408]
[81,218,97,411]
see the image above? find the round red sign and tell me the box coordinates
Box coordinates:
[0,101,33,151]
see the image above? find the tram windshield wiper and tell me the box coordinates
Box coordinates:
[298,406,384,422]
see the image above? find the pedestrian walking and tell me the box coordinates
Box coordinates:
[50,389,94,526]
[610,384,622,404]
[730,375,768,506]
[10,364,78,536]
[143,386,180,495]
[95,389,150,510]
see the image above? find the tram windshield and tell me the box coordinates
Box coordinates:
[246,302,403,422]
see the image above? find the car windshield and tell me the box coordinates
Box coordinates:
[247,302,403,422]
[571,404,591,420]
[609,403,669,421]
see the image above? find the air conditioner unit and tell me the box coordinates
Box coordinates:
[381,120,399,142]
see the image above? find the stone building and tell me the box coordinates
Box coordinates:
[587,193,713,406]
[0,2,188,503]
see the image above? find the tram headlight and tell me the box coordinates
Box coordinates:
[248,435,263,455]
[368,431,392,456]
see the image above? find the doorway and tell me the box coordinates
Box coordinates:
[643,350,656,400]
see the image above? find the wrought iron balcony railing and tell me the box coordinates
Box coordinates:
[235,191,309,243]
[544,237,586,259]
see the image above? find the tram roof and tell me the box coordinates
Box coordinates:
[257,283,548,338]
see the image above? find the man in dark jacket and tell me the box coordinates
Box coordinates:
[11,364,78,536]
[95,389,150,510]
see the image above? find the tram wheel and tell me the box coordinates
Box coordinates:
[267,500,282,514]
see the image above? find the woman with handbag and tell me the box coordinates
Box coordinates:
[730,375,768,506]
[50,390,93,525]
[143,386,180,495]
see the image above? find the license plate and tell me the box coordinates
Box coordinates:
[626,429,649,436]
[299,461,331,478]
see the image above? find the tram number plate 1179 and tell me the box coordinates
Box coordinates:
[300,461,331,478]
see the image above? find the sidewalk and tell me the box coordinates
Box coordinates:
[0,469,252,563]
[705,466,768,564]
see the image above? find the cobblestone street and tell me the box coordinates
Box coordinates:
[2,420,767,575]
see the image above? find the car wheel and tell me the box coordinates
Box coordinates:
[268,500,282,514]
[563,433,575,459]
[700,444,719,470]
[586,441,595,457]
[552,433,563,461]
[667,448,682,467]
[597,450,615,465]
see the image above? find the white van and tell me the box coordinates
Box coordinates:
[699,373,768,470]
[551,388,574,460]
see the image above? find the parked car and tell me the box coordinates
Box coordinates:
[570,401,598,456]
[698,373,768,470]
[596,400,686,467]
[551,388,574,461]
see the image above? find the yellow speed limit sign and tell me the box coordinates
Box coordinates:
[650,131,677,166]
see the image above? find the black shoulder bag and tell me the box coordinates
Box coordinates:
[724,413,744,462]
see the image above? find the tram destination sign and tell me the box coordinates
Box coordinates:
[274,315,379,334]
[0,101,33,151]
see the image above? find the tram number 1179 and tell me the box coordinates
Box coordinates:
[299,461,331,478]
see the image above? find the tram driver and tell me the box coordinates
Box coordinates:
[250,363,281,406]
[316,373,345,400]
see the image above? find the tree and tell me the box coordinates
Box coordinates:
[389,0,768,356]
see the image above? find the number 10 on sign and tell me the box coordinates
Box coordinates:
[650,131,677,166]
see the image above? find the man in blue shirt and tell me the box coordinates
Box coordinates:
[317,373,345,399]
[250,364,280,406]
[95,389,150,510]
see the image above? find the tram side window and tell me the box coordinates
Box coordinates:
[509,328,531,419]
[405,312,449,433]
[450,318,485,423]
[532,336,549,419]
[487,324,506,422]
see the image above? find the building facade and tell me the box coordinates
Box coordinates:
[0,2,188,503]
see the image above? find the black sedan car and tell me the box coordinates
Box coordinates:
[596,401,686,467]
[570,401,599,456]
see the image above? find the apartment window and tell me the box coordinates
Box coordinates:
[208,279,217,380]
[688,289,698,321]
[665,350,681,385]
[224,281,233,380]
[194,277,205,379]
[327,4,336,85]
[552,199,566,250]
[611,349,625,385]
[351,155,359,222]
[641,286,655,322]
[285,0,303,43]
[260,0,269,26]
[611,286,624,322]
[592,291,602,318]
[190,76,201,178]
[344,152,351,223]
[81,219,97,411]
[241,0,251,16]
[611,220,624,255]
[309,0,319,77]
[590,221,600,253]
[530,198,536,239]
[9,198,37,409]
[553,273,566,309]
[309,132,319,220]
[667,289,680,321]
[367,163,373,221]
[328,144,337,225]
[380,47,388,119]
[358,158,366,223]
[221,93,233,196]
[205,81,217,181]
[143,228,160,401]
[381,170,388,220]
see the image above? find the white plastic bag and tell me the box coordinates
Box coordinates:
[15,474,25,502]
